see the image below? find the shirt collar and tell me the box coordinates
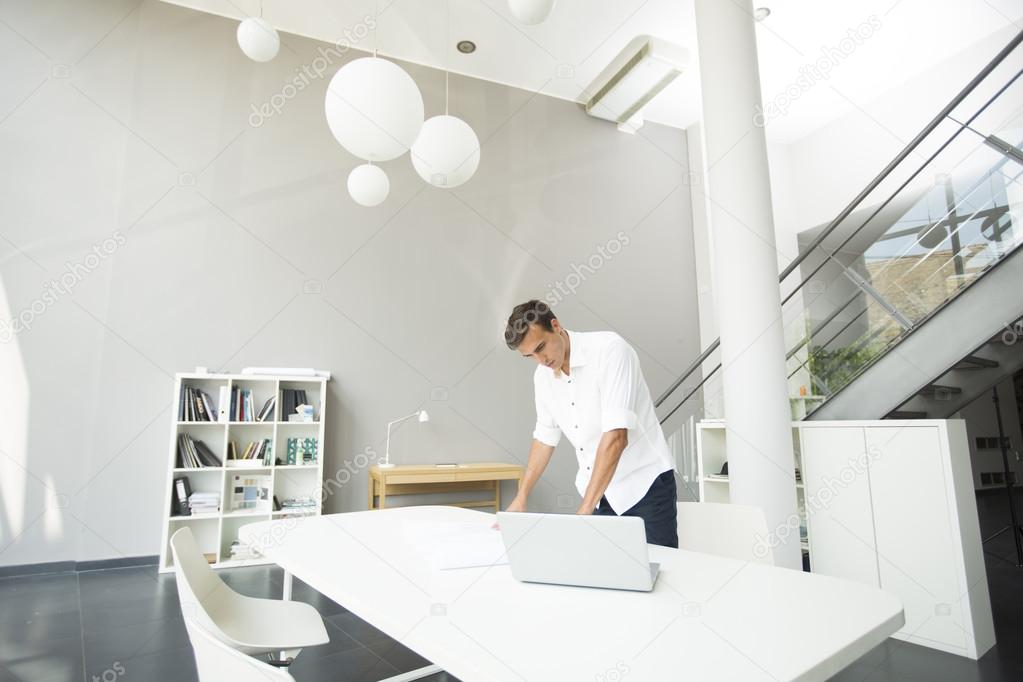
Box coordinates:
[566,329,588,369]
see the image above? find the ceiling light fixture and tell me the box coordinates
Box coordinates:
[410,0,481,189]
[584,35,689,134]
[237,2,279,62]
[456,40,476,54]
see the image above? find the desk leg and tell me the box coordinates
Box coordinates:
[368,475,375,510]
[378,483,387,510]
[494,479,500,513]
[376,664,444,681]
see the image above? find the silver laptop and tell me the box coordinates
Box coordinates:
[496,512,660,592]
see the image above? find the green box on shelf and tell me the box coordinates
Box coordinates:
[286,437,318,465]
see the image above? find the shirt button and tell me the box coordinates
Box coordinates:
[579,447,583,451]
[574,425,578,428]
[571,402,575,406]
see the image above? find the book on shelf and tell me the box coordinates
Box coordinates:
[286,437,318,465]
[231,474,271,512]
[256,396,276,422]
[180,385,217,422]
[171,476,192,516]
[280,389,311,423]
[177,433,222,468]
[227,438,273,466]
[189,491,220,515]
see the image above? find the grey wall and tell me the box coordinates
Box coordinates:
[0,0,700,566]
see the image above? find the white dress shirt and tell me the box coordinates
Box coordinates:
[532,329,674,514]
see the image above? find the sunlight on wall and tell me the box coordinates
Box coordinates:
[0,273,30,546]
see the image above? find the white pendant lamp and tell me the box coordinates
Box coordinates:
[347,163,390,207]
[237,16,280,62]
[411,115,480,188]
[410,1,480,189]
[508,0,556,25]
[325,57,424,162]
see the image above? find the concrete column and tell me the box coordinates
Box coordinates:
[694,0,801,569]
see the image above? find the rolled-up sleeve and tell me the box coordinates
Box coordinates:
[532,373,562,447]
[598,340,640,432]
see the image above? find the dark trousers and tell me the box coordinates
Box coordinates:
[593,469,678,548]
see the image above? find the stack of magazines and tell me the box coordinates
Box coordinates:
[188,491,220,515]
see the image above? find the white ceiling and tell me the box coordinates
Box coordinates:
[163,0,1022,143]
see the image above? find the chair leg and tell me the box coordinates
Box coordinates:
[375,664,444,681]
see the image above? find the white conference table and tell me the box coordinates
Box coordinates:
[240,506,904,682]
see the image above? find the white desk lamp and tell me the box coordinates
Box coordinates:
[380,409,429,468]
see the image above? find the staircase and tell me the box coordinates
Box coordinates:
[655,31,1023,477]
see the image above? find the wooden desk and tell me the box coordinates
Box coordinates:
[368,463,524,512]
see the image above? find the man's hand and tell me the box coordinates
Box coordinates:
[493,494,527,529]
[576,504,594,515]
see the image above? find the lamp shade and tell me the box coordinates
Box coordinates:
[347,163,390,207]
[410,115,480,189]
[325,57,425,162]
[237,17,280,62]
[508,0,556,24]
[917,223,947,249]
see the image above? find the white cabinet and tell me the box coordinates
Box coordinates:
[800,426,880,588]
[801,420,995,659]
[696,418,995,659]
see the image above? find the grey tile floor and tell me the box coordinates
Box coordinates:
[2,490,1022,681]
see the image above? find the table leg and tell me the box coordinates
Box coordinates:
[368,474,375,510]
[379,482,387,510]
[494,479,500,513]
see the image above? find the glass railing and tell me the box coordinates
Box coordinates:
[657,30,1023,480]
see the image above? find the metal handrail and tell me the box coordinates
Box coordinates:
[655,29,1023,416]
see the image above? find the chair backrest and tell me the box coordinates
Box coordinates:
[184,616,294,682]
[676,501,775,565]
[170,527,232,632]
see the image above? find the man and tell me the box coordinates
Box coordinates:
[503,300,678,548]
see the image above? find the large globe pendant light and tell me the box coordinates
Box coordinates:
[325,57,425,162]
[347,163,390,207]
[508,0,556,25]
[410,2,480,189]
[411,114,480,188]
[237,15,280,62]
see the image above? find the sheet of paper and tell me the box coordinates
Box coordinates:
[402,519,509,570]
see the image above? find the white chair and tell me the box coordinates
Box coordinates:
[676,501,775,565]
[184,616,295,682]
[170,527,329,664]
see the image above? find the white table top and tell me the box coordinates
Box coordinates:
[241,506,903,682]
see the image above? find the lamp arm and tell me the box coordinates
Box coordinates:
[384,411,421,465]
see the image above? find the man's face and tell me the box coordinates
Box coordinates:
[517,319,567,370]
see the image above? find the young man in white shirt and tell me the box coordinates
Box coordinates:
[503,299,678,547]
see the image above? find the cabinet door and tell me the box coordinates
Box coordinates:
[866,426,965,651]
[801,427,880,586]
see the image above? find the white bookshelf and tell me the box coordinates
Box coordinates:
[158,372,328,573]
[695,420,809,555]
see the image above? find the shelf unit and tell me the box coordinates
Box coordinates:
[158,373,328,573]
[695,421,809,554]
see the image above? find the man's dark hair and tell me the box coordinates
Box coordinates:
[504,299,556,350]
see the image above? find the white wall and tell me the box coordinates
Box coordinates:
[0,0,700,566]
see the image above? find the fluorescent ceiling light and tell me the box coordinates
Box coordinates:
[584,36,689,133]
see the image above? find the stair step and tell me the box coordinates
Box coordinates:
[888,410,928,419]
[954,354,1000,370]
[918,384,964,398]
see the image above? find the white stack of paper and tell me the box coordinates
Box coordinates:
[402,520,509,570]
